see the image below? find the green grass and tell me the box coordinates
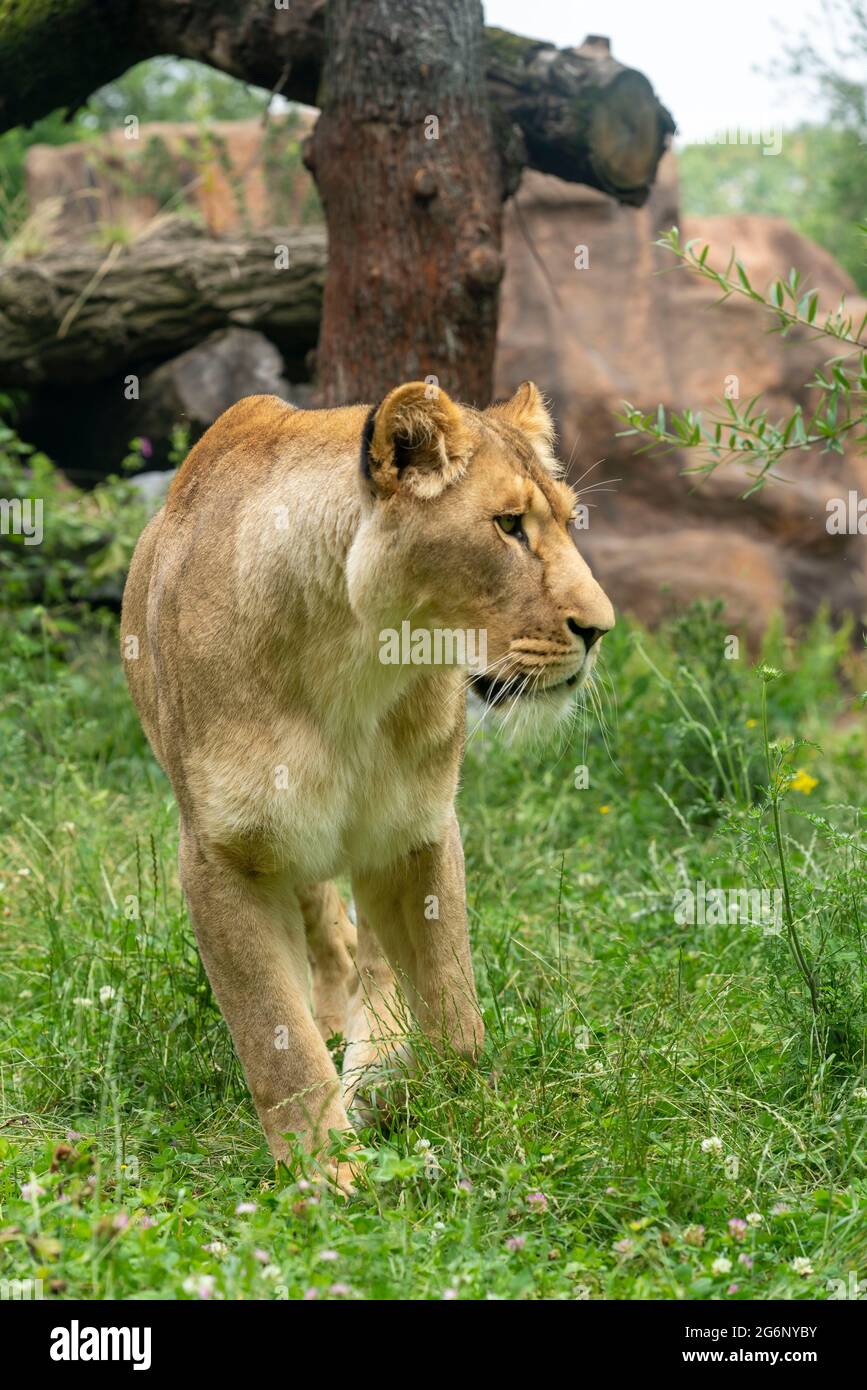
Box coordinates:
[0,603,865,1301]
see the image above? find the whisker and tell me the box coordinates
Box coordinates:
[498,673,534,744]
[587,672,619,771]
[571,479,622,498]
[570,457,603,489]
[562,429,583,474]
[465,655,524,745]
[457,648,516,699]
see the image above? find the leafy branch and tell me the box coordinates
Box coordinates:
[618,225,867,495]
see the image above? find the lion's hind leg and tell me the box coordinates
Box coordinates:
[298,882,357,1043]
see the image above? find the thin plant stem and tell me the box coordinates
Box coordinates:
[761,679,820,1018]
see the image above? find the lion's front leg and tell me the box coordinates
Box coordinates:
[179,827,354,1188]
[342,811,484,1119]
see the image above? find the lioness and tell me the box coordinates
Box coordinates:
[121,381,614,1186]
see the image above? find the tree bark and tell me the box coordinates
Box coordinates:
[0,1,672,207]
[308,0,501,406]
[0,224,325,387]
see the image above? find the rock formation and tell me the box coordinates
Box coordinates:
[5,127,864,635]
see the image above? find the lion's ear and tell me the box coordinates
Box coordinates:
[362,382,470,499]
[490,381,558,467]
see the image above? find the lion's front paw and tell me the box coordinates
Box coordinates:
[341,1036,415,1127]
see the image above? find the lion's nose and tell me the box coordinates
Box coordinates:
[566,617,605,650]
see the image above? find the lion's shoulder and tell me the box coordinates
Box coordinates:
[166,396,370,514]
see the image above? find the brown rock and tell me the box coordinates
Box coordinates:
[495,155,866,634]
[21,127,866,634]
[139,327,295,436]
[584,529,785,644]
[24,114,320,241]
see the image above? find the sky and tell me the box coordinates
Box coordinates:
[484,0,835,143]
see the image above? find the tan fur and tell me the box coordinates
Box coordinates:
[121,382,614,1187]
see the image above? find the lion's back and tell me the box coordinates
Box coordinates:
[120,505,166,768]
[165,394,370,516]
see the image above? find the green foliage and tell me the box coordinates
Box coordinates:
[100,131,204,221]
[679,126,867,293]
[620,226,867,492]
[0,56,315,244]
[0,598,863,1299]
[82,58,270,130]
[262,112,323,226]
[0,109,93,240]
[780,0,867,140]
[0,408,148,620]
[681,0,867,292]
[0,56,281,243]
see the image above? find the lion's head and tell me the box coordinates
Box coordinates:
[348,380,614,736]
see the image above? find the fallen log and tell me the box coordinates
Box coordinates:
[485,32,674,204]
[0,224,326,388]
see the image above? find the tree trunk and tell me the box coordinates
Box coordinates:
[0,224,325,387]
[0,1,673,207]
[308,0,502,406]
[0,3,676,407]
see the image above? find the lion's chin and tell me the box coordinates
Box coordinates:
[469,668,588,747]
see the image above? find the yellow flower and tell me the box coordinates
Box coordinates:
[790,769,818,795]
[599,805,611,814]
[745,718,758,728]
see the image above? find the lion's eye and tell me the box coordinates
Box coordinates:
[495,514,525,540]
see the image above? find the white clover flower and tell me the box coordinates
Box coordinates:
[701,1136,724,1154]
[261,1264,282,1281]
[852,1085,867,1101]
[711,1257,732,1275]
[182,1274,216,1299]
[99,985,116,1005]
[791,1257,813,1277]
[746,1212,763,1226]
[73,996,93,1008]
[201,1240,227,1258]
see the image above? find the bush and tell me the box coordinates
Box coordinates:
[0,409,149,625]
